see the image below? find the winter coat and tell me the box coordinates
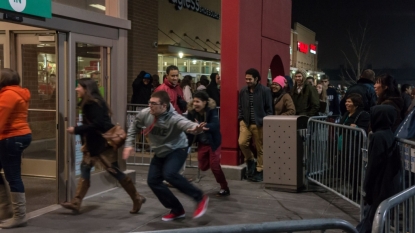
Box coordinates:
[238,83,273,127]
[291,83,320,116]
[154,79,185,114]
[206,82,220,107]
[363,105,401,206]
[186,98,221,151]
[401,92,412,115]
[74,95,114,156]
[272,91,296,115]
[340,78,377,115]
[339,108,370,133]
[131,71,153,105]
[327,87,340,115]
[0,85,31,140]
[379,96,404,132]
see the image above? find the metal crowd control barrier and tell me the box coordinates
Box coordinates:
[305,118,368,217]
[140,219,358,233]
[371,138,415,233]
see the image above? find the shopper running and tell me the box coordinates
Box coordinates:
[186,91,229,196]
[0,69,32,229]
[62,78,146,214]
[123,91,209,221]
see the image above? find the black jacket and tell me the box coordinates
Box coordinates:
[339,108,370,133]
[364,105,401,206]
[75,96,114,156]
[380,96,404,132]
[206,82,220,107]
[131,71,153,104]
[238,83,273,127]
[327,87,340,115]
[186,99,221,152]
[340,78,377,115]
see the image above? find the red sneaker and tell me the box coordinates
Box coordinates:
[193,195,209,219]
[161,210,185,221]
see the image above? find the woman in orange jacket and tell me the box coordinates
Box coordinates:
[0,68,32,229]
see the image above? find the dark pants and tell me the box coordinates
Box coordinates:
[356,203,376,233]
[147,148,203,213]
[80,149,126,182]
[198,144,228,189]
[0,134,32,193]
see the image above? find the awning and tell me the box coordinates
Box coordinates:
[158,44,220,61]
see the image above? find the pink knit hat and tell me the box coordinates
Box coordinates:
[272,76,286,88]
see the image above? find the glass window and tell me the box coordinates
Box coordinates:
[52,0,107,15]
[189,59,201,73]
[158,55,163,72]
[177,58,188,73]
[162,56,175,72]
[202,61,211,75]
[212,62,220,74]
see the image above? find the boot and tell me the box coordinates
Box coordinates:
[119,177,146,214]
[0,192,27,228]
[246,159,257,179]
[0,184,12,220]
[60,178,90,213]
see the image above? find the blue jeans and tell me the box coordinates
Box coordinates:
[147,148,203,213]
[0,134,32,193]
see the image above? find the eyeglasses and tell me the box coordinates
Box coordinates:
[148,102,162,106]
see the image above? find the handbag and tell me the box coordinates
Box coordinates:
[102,124,127,150]
[395,108,415,139]
[177,95,188,112]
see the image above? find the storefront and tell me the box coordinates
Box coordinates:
[0,0,130,214]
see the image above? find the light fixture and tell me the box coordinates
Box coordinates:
[192,60,197,65]
[178,52,183,58]
[291,70,295,74]
[216,67,220,71]
[184,62,187,66]
[164,62,167,66]
[90,4,106,11]
[307,72,310,76]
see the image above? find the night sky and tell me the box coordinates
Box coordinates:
[292,0,415,70]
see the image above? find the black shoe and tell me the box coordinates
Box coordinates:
[245,159,257,179]
[249,171,263,182]
[216,188,230,197]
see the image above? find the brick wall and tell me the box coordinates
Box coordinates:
[21,45,56,140]
[127,0,159,103]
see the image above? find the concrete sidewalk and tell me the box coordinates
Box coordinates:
[11,166,360,233]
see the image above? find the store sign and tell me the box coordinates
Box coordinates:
[0,0,52,18]
[310,44,317,54]
[169,0,220,20]
[297,41,308,54]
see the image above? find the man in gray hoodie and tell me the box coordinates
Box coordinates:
[123,91,209,221]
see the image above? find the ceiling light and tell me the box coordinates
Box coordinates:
[178,52,183,58]
[192,60,197,65]
[90,4,106,11]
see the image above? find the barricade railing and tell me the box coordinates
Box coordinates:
[139,218,358,233]
[305,118,368,217]
[370,138,415,233]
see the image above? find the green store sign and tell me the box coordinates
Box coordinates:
[0,0,51,18]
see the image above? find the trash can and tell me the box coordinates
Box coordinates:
[263,115,308,192]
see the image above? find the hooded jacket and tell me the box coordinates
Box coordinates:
[125,104,199,158]
[379,96,404,132]
[154,79,185,114]
[206,74,220,107]
[364,105,401,206]
[291,82,320,116]
[0,86,31,140]
[186,98,221,151]
[131,71,153,105]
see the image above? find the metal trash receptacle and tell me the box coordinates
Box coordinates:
[263,115,308,192]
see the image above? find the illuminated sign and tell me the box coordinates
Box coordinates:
[297,41,308,54]
[310,44,317,54]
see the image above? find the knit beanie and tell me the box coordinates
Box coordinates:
[272,76,286,88]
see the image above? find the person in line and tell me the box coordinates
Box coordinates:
[238,68,273,182]
[338,93,370,200]
[305,76,315,87]
[356,105,401,233]
[0,69,32,229]
[321,75,340,115]
[340,69,377,115]
[400,84,412,115]
[123,91,209,221]
[270,75,295,115]
[316,81,329,116]
[197,76,209,92]
[206,73,221,107]
[155,65,185,114]
[291,69,320,116]
[131,71,153,106]
[152,74,161,92]
[374,74,403,132]
[62,78,146,214]
[180,75,193,104]
[186,91,229,196]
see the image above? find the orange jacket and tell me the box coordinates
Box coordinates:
[0,86,31,140]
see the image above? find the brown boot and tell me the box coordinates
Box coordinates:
[119,177,146,214]
[60,178,90,213]
[0,184,13,220]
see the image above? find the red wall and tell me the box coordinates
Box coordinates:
[220,0,292,165]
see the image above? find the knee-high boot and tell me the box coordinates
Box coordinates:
[0,192,27,228]
[0,184,12,220]
[60,178,90,213]
[119,177,146,214]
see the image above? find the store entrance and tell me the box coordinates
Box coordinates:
[0,22,59,213]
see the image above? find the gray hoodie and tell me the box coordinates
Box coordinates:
[125,104,198,158]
